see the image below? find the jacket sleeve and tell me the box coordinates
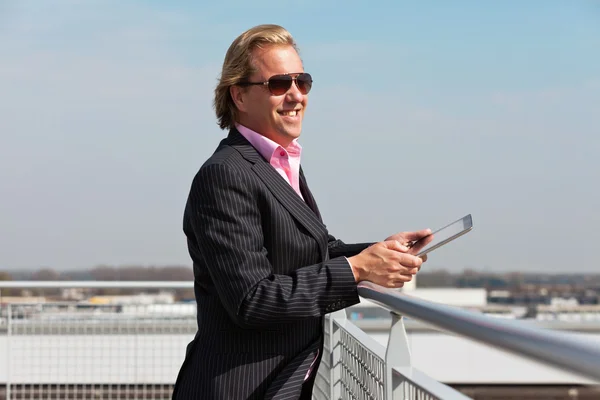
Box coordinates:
[186,163,361,329]
[327,235,374,259]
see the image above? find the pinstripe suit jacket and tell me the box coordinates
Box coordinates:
[172,128,371,400]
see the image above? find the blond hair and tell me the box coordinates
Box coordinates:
[214,24,298,130]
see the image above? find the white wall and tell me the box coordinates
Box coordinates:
[2,330,598,385]
[369,331,599,385]
[1,334,194,384]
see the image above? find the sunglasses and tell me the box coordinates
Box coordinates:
[238,73,313,96]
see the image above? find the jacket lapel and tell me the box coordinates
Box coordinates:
[299,167,323,222]
[226,129,328,260]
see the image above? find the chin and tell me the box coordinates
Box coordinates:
[278,127,302,141]
[287,125,303,138]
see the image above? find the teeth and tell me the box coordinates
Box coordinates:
[280,110,297,117]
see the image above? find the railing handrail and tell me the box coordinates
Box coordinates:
[0,281,193,289]
[358,281,600,383]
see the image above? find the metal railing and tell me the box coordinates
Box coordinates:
[313,281,600,400]
[4,302,196,400]
[1,281,196,400]
[3,281,600,399]
[313,308,469,400]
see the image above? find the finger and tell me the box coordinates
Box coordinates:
[377,278,405,289]
[420,254,428,263]
[390,265,420,276]
[397,253,423,269]
[387,278,410,288]
[409,234,434,255]
[401,229,432,241]
[390,275,413,286]
[397,273,414,281]
[408,267,419,274]
[384,240,409,253]
[393,266,420,278]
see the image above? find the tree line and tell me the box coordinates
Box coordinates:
[0,266,195,299]
[2,266,599,290]
[0,265,193,282]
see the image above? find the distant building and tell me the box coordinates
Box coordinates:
[86,292,175,305]
[0,296,47,304]
[405,288,488,308]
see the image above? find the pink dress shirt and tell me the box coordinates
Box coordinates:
[235,123,319,381]
[236,123,304,200]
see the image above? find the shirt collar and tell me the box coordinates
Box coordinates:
[235,122,302,160]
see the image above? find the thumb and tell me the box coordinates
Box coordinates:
[384,240,409,252]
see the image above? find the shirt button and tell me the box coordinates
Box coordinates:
[280,151,285,156]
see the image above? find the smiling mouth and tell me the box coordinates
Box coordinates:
[278,110,300,117]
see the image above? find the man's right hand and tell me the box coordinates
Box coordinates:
[347,240,422,288]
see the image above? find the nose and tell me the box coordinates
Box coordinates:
[286,80,304,103]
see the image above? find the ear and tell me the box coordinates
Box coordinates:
[230,85,249,113]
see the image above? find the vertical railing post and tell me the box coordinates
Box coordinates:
[329,309,347,399]
[6,304,12,400]
[385,312,412,400]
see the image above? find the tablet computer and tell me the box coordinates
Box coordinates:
[409,214,473,257]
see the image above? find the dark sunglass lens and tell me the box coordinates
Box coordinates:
[268,76,293,95]
[296,73,313,94]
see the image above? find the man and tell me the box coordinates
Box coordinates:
[172,24,433,400]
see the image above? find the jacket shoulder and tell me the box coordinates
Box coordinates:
[200,142,250,174]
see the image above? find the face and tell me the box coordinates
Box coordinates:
[231,45,308,148]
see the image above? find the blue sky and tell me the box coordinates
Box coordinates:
[1,1,599,273]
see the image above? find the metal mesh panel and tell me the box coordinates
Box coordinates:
[391,368,471,400]
[338,329,385,400]
[6,303,196,400]
[312,318,331,400]
[399,383,439,400]
[395,376,442,400]
[4,384,174,399]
